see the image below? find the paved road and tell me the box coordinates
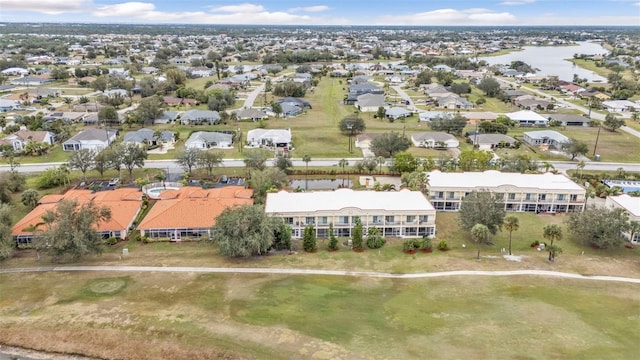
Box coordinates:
[390,85,416,111]
[3,159,640,175]
[1,265,640,284]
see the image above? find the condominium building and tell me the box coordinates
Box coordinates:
[605,195,640,243]
[265,189,436,239]
[427,170,586,213]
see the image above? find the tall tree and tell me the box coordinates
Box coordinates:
[98,105,119,127]
[471,223,490,259]
[429,114,468,136]
[35,199,111,261]
[120,143,148,178]
[393,152,419,173]
[176,147,201,174]
[401,171,429,194]
[351,218,364,251]
[566,207,629,249]
[477,77,501,97]
[603,113,625,131]
[327,222,338,251]
[135,96,164,124]
[542,224,563,262]
[273,153,293,174]
[459,191,506,235]
[302,225,317,252]
[197,151,223,177]
[503,215,520,255]
[67,148,96,181]
[20,189,40,209]
[248,168,287,205]
[212,204,279,257]
[0,204,14,261]
[302,154,311,189]
[563,139,589,161]
[272,222,292,251]
[244,149,271,172]
[339,115,366,135]
[370,132,411,158]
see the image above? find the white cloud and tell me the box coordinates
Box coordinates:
[1,0,89,15]
[633,1,640,6]
[500,0,535,5]
[209,3,265,13]
[289,5,330,13]
[373,8,517,25]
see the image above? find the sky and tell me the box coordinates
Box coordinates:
[1,0,639,26]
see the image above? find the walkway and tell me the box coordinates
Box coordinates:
[2,266,640,284]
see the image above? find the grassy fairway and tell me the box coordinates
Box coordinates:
[0,271,637,360]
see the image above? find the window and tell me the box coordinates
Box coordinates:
[372,215,383,224]
[570,194,578,201]
[557,194,566,201]
[284,217,294,225]
[419,215,429,224]
[352,216,360,224]
[434,191,444,199]
[338,216,349,225]
[525,193,535,201]
[447,191,455,199]
[318,216,328,225]
[538,194,546,201]
[508,193,516,200]
[317,228,328,238]
[385,215,395,224]
[305,216,315,225]
[406,215,416,223]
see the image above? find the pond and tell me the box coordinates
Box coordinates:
[480,41,609,82]
[288,179,352,190]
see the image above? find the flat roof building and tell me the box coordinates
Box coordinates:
[265,189,436,239]
[427,170,585,213]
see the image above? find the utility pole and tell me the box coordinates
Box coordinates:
[592,124,601,158]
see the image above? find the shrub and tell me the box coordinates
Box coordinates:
[403,239,419,251]
[438,240,449,251]
[419,237,433,251]
[105,237,118,246]
[530,240,540,247]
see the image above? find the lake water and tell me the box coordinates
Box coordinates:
[480,41,609,82]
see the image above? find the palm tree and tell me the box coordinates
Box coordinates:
[576,160,586,182]
[377,156,386,173]
[338,158,348,187]
[302,154,311,190]
[543,224,563,262]
[503,216,520,255]
[471,223,490,259]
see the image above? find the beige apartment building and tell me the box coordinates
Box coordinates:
[427,170,586,213]
[265,189,436,239]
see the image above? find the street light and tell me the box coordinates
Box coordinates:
[347,123,354,153]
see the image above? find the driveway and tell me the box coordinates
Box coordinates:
[390,84,416,111]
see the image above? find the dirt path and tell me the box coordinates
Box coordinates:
[2,265,639,284]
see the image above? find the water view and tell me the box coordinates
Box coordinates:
[289,179,352,190]
[480,41,609,82]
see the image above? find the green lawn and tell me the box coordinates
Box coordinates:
[0,270,637,360]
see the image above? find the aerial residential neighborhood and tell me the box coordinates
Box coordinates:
[0,2,639,358]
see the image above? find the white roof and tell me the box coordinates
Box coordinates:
[505,110,548,122]
[524,130,569,143]
[608,195,640,217]
[246,128,291,143]
[428,170,584,191]
[265,189,434,213]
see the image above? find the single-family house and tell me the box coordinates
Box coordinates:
[436,95,474,110]
[602,100,639,113]
[0,99,20,112]
[154,111,180,124]
[137,186,253,241]
[246,128,292,150]
[418,111,452,122]
[265,189,437,239]
[411,132,459,148]
[236,108,269,122]
[385,107,412,120]
[12,188,143,246]
[546,114,591,127]
[523,130,569,150]
[278,97,312,110]
[460,111,498,123]
[0,67,28,76]
[10,76,53,86]
[122,128,174,147]
[356,93,386,112]
[185,131,233,149]
[427,170,585,213]
[62,128,117,152]
[468,133,517,150]
[180,110,221,125]
[605,195,640,243]
[0,130,56,151]
[279,103,303,117]
[506,110,549,127]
